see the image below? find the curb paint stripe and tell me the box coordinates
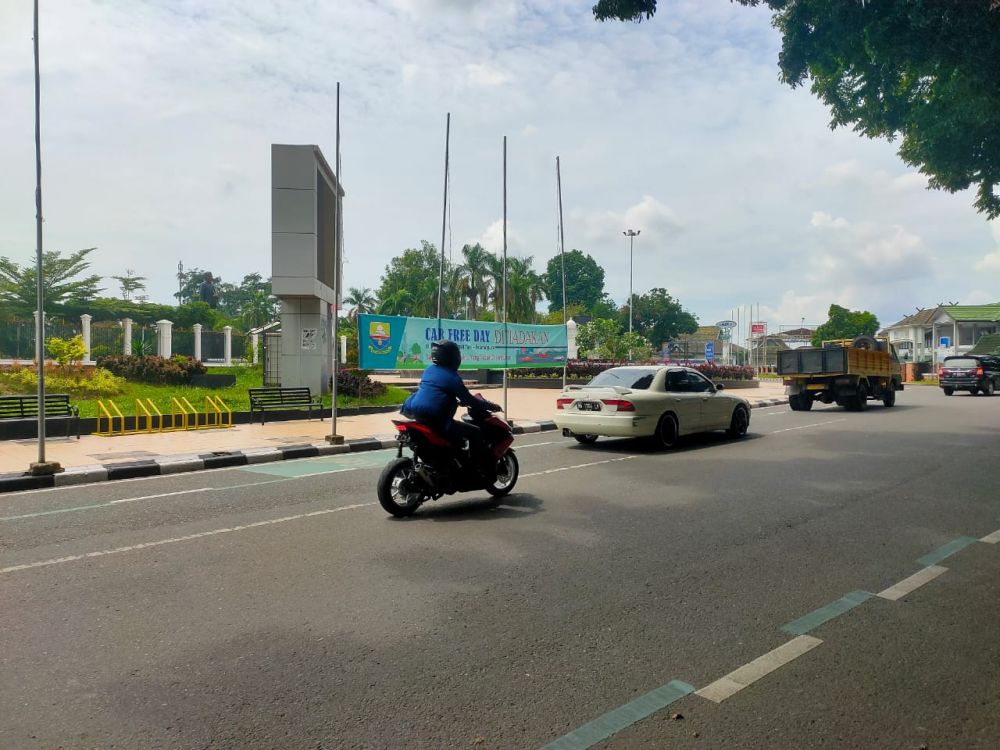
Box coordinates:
[540,680,695,750]
[0,502,376,575]
[781,590,874,636]
[695,636,822,703]
[916,536,980,567]
[877,566,948,601]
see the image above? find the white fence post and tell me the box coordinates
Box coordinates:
[223,326,232,365]
[156,319,173,359]
[122,318,133,356]
[80,314,93,363]
[251,332,260,364]
[566,318,578,360]
[193,323,203,361]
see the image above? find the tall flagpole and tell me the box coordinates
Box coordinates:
[328,81,344,444]
[502,136,508,416]
[437,113,450,328]
[556,156,567,390]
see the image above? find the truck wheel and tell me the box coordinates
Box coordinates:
[850,382,868,411]
[882,389,896,407]
[789,393,813,411]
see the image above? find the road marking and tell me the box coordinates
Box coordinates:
[877,566,948,601]
[916,536,980,567]
[980,528,1000,544]
[515,440,562,449]
[781,590,873,635]
[521,456,636,478]
[0,502,376,575]
[769,419,845,434]
[695,636,822,703]
[541,679,694,750]
[0,481,286,522]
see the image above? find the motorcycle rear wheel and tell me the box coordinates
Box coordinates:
[377,457,425,517]
[486,451,519,498]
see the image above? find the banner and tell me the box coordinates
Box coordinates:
[358,314,567,370]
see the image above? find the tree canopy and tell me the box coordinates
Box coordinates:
[625,287,698,347]
[0,248,103,313]
[811,304,879,346]
[594,0,1000,219]
[543,249,607,314]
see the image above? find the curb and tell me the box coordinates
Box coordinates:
[0,421,562,494]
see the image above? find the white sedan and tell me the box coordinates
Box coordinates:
[554,366,751,449]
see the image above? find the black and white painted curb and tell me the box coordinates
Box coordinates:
[0,420,561,494]
[0,400,787,495]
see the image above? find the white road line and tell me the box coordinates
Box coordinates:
[514,440,562,449]
[980,528,1000,544]
[770,419,845,435]
[108,487,213,505]
[694,635,823,703]
[0,502,376,575]
[877,565,948,601]
[521,456,636,478]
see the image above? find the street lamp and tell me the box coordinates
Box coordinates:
[623,229,640,350]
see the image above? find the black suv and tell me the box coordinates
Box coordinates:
[939,355,1000,396]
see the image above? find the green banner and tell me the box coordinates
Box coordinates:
[358,314,567,370]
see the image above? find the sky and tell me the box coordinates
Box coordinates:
[1,0,997,337]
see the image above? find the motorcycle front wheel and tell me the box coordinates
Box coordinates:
[377,457,426,517]
[486,450,519,498]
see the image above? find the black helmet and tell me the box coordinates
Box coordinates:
[431,339,462,370]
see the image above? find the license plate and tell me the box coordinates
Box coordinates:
[577,401,601,411]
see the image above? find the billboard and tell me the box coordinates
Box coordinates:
[358,314,567,370]
[751,322,766,335]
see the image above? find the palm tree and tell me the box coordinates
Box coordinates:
[458,243,492,319]
[377,288,412,315]
[483,254,545,323]
[344,286,377,318]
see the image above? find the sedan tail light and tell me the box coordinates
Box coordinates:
[601,399,635,412]
[556,398,574,410]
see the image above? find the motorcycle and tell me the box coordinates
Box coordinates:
[376,397,519,517]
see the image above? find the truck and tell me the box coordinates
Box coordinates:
[776,335,903,411]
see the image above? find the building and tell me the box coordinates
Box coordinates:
[664,326,746,364]
[881,304,1000,364]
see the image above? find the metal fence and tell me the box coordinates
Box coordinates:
[173,329,195,358]
[90,322,124,360]
[0,318,80,360]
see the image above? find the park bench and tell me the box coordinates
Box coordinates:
[248,387,323,425]
[0,394,80,439]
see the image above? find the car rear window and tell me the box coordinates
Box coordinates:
[943,358,980,368]
[588,367,659,390]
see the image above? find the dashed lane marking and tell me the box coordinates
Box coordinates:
[694,635,823,704]
[521,456,636,478]
[877,565,948,601]
[770,419,845,434]
[980,528,1000,544]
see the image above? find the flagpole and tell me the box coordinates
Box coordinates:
[437,112,450,329]
[327,81,344,444]
[556,156,567,391]
[502,136,508,416]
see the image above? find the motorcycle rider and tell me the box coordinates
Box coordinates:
[401,340,501,467]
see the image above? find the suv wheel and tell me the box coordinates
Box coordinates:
[982,380,995,397]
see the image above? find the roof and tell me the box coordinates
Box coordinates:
[969,333,1000,355]
[676,326,722,342]
[779,327,814,337]
[941,304,1000,322]
[885,306,941,329]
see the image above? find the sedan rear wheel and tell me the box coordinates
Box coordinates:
[573,433,599,444]
[651,413,679,450]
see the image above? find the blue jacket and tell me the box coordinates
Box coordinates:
[401,364,478,426]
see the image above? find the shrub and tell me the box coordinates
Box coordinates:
[46,334,86,370]
[97,354,206,384]
[333,369,387,398]
[0,366,126,399]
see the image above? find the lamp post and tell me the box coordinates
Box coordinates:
[623,229,640,360]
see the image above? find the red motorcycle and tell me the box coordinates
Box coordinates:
[377,398,519,517]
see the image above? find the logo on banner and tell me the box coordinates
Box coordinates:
[368,321,392,352]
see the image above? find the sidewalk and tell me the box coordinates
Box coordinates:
[0,381,787,491]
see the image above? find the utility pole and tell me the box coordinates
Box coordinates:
[623,229,640,361]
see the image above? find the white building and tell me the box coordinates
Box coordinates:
[881,304,1000,364]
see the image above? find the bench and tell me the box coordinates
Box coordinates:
[248,387,324,425]
[0,394,80,439]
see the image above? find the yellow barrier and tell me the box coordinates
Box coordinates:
[94,396,233,437]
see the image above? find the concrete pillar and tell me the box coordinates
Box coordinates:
[156,319,173,359]
[193,323,203,362]
[340,335,347,366]
[223,326,232,365]
[122,318,133,356]
[80,314,93,363]
[566,318,578,360]
[278,298,331,394]
[251,332,260,364]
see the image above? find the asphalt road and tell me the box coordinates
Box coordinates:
[1,385,998,750]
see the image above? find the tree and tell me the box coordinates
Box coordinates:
[175,267,218,305]
[811,304,879,346]
[0,248,103,313]
[626,287,698,348]
[457,243,492,319]
[344,286,377,317]
[595,0,1000,219]
[111,269,147,301]
[576,318,653,361]
[543,249,607,313]
[376,241,444,318]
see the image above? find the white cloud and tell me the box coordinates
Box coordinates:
[807,211,932,284]
[973,220,1000,272]
[470,219,525,256]
[573,195,682,248]
[465,63,511,87]
[818,159,928,193]
[521,124,538,137]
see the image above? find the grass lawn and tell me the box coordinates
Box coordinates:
[2,365,408,419]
